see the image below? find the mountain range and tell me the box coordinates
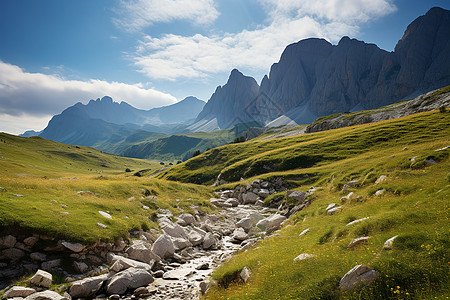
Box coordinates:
[25,7,450,160]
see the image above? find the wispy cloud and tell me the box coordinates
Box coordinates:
[131,0,396,80]
[0,61,177,133]
[113,0,219,32]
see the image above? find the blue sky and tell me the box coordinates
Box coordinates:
[0,0,449,134]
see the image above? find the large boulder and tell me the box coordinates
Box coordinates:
[232,228,248,242]
[69,274,108,298]
[106,267,153,295]
[202,232,217,249]
[339,265,378,291]
[171,236,192,251]
[187,230,204,246]
[242,192,260,204]
[256,214,286,232]
[161,222,189,240]
[151,235,175,259]
[287,190,306,202]
[178,213,196,226]
[126,240,159,264]
[109,255,153,272]
[3,286,36,298]
[30,269,52,288]
[236,218,252,232]
[25,290,67,300]
[0,235,16,249]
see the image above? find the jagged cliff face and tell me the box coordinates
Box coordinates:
[196,7,450,128]
[195,69,260,128]
[260,7,450,120]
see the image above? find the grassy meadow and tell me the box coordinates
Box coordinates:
[152,110,450,299]
[0,133,213,243]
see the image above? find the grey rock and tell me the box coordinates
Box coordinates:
[187,230,203,246]
[232,228,249,242]
[153,270,164,278]
[236,218,252,232]
[343,180,359,191]
[151,235,175,259]
[73,261,89,273]
[224,198,239,207]
[256,214,286,232]
[346,217,370,226]
[178,213,196,226]
[126,240,159,264]
[326,203,336,211]
[339,265,378,291]
[23,236,39,247]
[3,287,36,298]
[41,259,61,271]
[347,237,370,249]
[2,248,25,260]
[106,267,153,295]
[287,190,306,202]
[240,267,251,283]
[98,210,112,219]
[24,290,66,300]
[293,253,316,261]
[30,269,52,288]
[327,206,342,215]
[298,228,310,238]
[202,232,217,250]
[199,281,208,294]
[61,241,85,253]
[110,255,153,272]
[97,222,108,229]
[375,175,387,184]
[242,192,260,204]
[383,235,398,250]
[69,274,108,298]
[0,235,17,249]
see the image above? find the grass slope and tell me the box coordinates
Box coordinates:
[199,110,449,299]
[0,133,213,243]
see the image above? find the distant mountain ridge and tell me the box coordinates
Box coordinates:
[196,7,450,129]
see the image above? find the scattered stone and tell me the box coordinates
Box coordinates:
[256,214,286,232]
[41,259,61,271]
[347,237,370,249]
[98,211,112,219]
[257,189,270,198]
[402,147,408,151]
[3,286,36,298]
[346,217,370,226]
[287,190,306,202]
[375,175,387,185]
[232,228,249,242]
[178,213,196,226]
[339,265,378,291]
[153,270,164,278]
[224,198,239,207]
[326,203,336,211]
[69,274,108,298]
[0,187,7,192]
[199,281,208,294]
[298,228,310,238]
[375,189,385,197]
[242,192,260,204]
[202,232,217,250]
[126,240,159,264]
[196,263,209,270]
[110,255,153,272]
[342,180,359,191]
[151,234,175,259]
[240,267,251,283]
[293,253,316,261]
[24,236,39,247]
[106,268,153,295]
[236,218,252,232]
[133,287,149,297]
[30,269,52,288]
[13,194,24,197]
[24,290,66,300]
[30,252,47,261]
[327,206,342,215]
[340,192,356,203]
[188,230,203,246]
[382,235,398,250]
[73,261,89,273]
[1,248,25,260]
[108,294,120,300]
[77,191,94,196]
[0,235,17,249]
[435,146,450,151]
[97,222,107,229]
[61,241,85,253]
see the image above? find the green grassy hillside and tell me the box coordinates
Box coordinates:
[155,110,450,299]
[0,133,213,243]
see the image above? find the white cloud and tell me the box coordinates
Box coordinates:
[113,0,219,31]
[259,0,397,24]
[131,0,396,81]
[0,61,177,134]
